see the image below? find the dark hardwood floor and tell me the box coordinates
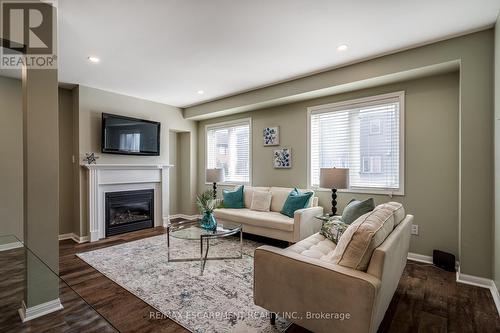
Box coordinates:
[0,245,117,333]
[59,226,187,333]
[2,226,499,332]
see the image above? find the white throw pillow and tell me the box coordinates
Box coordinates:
[250,191,272,212]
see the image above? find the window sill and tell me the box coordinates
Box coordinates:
[311,187,404,196]
[205,182,251,187]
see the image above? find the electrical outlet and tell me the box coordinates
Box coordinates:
[411,224,419,235]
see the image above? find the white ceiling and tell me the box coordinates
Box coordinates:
[56,0,499,108]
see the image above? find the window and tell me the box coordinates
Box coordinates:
[206,119,251,184]
[119,132,140,152]
[308,91,404,195]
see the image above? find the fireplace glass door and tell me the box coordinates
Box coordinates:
[105,189,154,237]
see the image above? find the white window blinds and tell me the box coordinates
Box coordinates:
[309,92,404,194]
[206,119,251,184]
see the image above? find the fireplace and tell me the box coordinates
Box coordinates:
[105,189,154,237]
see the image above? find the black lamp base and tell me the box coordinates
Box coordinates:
[330,188,338,216]
[212,182,217,199]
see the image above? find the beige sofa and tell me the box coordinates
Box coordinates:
[254,204,413,333]
[214,186,324,243]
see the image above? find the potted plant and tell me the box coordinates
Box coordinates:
[196,190,221,231]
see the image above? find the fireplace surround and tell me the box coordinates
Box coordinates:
[83,164,172,242]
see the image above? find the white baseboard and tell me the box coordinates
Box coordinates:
[490,281,500,316]
[18,298,63,322]
[407,252,433,264]
[164,214,200,226]
[169,214,201,220]
[407,252,460,270]
[456,268,500,315]
[0,241,23,252]
[58,233,89,244]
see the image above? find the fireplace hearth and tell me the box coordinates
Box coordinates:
[105,189,154,237]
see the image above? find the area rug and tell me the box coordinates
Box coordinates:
[77,234,290,333]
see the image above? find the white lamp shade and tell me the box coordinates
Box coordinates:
[206,168,224,183]
[319,168,349,189]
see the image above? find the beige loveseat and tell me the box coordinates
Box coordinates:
[213,186,324,243]
[254,203,413,333]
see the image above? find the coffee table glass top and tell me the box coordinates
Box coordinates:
[168,220,241,240]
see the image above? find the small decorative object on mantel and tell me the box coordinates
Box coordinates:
[196,190,222,231]
[263,127,279,146]
[273,148,291,168]
[83,152,99,165]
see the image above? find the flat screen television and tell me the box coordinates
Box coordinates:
[101,113,161,156]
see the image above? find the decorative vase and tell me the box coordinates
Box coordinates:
[200,212,217,231]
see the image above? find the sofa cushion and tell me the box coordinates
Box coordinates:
[223,186,244,208]
[341,198,375,224]
[327,206,396,271]
[287,233,337,260]
[243,186,270,208]
[281,190,313,218]
[269,187,294,212]
[250,191,272,212]
[214,208,294,232]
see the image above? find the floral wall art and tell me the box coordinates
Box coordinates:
[273,148,292,168]
[263,127,279,146]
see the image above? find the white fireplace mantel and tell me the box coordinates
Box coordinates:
[82,163,173,242]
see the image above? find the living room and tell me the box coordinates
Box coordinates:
[0,1,499,332]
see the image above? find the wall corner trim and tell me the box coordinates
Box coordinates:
[18,299,63,322]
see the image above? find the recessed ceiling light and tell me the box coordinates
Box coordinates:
[87,56,100,63]
[197,90,205,95]
[337,44,348,51]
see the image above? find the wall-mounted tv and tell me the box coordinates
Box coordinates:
[101,113,161,156]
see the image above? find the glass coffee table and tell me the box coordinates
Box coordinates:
[166,219,243,275]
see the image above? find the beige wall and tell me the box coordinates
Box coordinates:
[59,88,75,235]
[494,14,500,290]
[199,72,460,259]
[0,76,23,240]
[179,132,196,214]
[75,85,198,236]
[169,131,179,215]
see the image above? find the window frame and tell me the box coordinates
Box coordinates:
[307,91,405,196]
[204,118,252,186]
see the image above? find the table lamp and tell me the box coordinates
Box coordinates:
[206,168,224,199]
[319,168,349,216]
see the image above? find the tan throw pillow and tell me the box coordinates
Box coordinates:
[250,191,272,212]
[378,202,405,226]
[329,205,396,271]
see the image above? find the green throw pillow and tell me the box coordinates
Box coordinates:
[280,189,313,218]
[223,186,245,208]
[341,198,375,224]
[320,218,348,244]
